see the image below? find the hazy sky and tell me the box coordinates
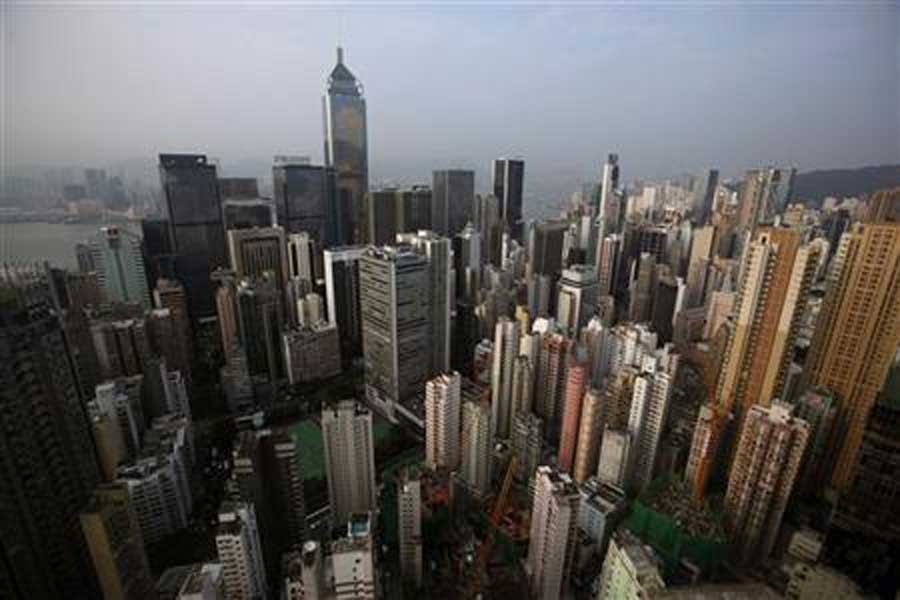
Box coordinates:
[4,3,899,185]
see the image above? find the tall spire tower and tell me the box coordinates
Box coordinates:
[323,46,369,245]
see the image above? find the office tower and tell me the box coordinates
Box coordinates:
[629,252,656,323]
[141,218,176,286]
[158,153,226,319]
[322,401,377,525]
[397,468,424,587]
[685,225,715,308]
[493,158,525,240]
[803,190,900,489]
[91,377,145,460]
[433,169,475,236]
[473,193,504,265]
[556,264,598,336]
[223,199,273,231]
[397,230,452,375]
[88,225,152,309]
[512,412,543,486]
[265,431,307,550]
[511,354,534,417]
[217,176,258,200]
[323,47,368,245]
[283,542,325,600]
[0,274,100,599]
[528,219,568,278]
[282,322,341,384]
[692,169,719,225]
[834,384,900,541]
[236,276,285,382]
[425,371,461,470]
[490,316,520,439]
[453,222,482,302]
[331,514,376,600]
[573,387,605,483]
[80,483,156,600]
[597,154,620,235]
[215,502,268,600]
[724,402,808,565]
[324,245,365,362]
[597,428,631,488]
[628,348,679,493]
[558,361,587,473]
[534,332,572,442]
[650,266,682,344]
[230,431,278,579]
[717,228,820,428]
[735,167,796,233]
[461,395,492,496]
[367,186,432,245]
[151,279,193,380]
[597,530,665,599]
[359,246,428,420]
[286,231,319,290]
[214,273,238,351]
[595,233,622,295]
[526,466,580,600]
[792,388,837,497]
[273,157,337,245]
[227,226,289,290]
[91,317,153,380]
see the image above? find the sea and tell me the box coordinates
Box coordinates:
[0,221,140,270]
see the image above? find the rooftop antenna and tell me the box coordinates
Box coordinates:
[337,46,344,65]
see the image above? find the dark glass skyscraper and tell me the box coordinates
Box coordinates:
[493,158,525,240]
[432,169,475,236]
[158,154,227,320]
[323,47,368,245]
[273,158,337,246]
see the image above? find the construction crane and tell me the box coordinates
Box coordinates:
[468,450,517,598]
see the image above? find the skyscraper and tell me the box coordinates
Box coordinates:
[556,264,599,336]
[573,387,605,483]
[236,276,285,382]
[597,153,620,235]
[397,468,423,587]
[803,189,900,490]
[735,167,796,234]
[215,502,268,600]
[692,168,719,225]
[153,278,193,380]
[227,226,289,291]
[473,193,503,266]
[272,157,338,245]
[158,153,226,319]
[558,361,587,474]
[490,316,520,439]
[528,219,568,278]
[321,401,377,525]
[425,371,461,470]
[359,246,428,422]
[597,530,665,599]
[80,483,156,600]
[453,222,482,302]
[628,347,679,493]
[526,466,580,600]
[534,332,572,442]
[493,158,525,240]
[512,412,543,486]
[460,395,492,496]
[432,169,475,236]
[323,245,366,362]
[724,402,808,565]
[323,47,368,245]
[88,225,151,309]
[0,273,100,599]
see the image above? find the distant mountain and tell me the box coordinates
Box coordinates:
[793,165,900,207]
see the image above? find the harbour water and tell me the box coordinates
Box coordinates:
[0,221,140,269]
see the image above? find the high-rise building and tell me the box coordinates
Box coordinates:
[236,276,285,382]
[716,228,821,436]
[282,322,341,384]
[88,225,151,309]
[628,348,679,493]
[359,246,428,421]
[792,388,837,497]
[577,477,627,550]
[473,193,504,265]
[227,226,289,290]
[735,167,795,233]
[628,252,656,323]
[512,412,543,486]
[597,530,665,600]
[597,428,631,488]
[158,153,227,319]
[272,157,338,245]
[534,331,572,442]
[597,154,620,236]
[692,169,719,225]
[453,222,482,302]
[425,371,461,470]
[556,264,599,336]
[80,483,156,600]
[724,402,808,565]
[432,169,475,236]
[802,190,900,490]
[323,245,366,362]
[460,394,492,496]
[286,231,319,293]
[215,502,268,600]
[397,230,452,376]
[526,466,580,600]
[331,513,376,600]
[0,274,101,599]
[528,219,568,278]
[322,401,377,525]
[490,316,520,439]
[493,158,525,240]
[323,47,368,245]
[573,387,605,483]
[153,278,193,379]
[91,377,145,460]
[367,186,432,245]
[223,199,273,231]
[558,361,587,474]
[397,468,423,587]
[595,233,622,296]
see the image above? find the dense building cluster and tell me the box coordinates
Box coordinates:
[1,46,898,600]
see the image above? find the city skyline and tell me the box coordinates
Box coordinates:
[5,5,898,186]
